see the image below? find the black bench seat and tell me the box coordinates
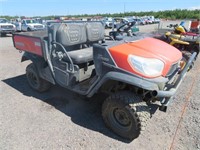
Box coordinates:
[49,22,105,65]
[63,47,93,64]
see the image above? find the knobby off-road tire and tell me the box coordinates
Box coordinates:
[26,63,51,92]
[102,91,150,140]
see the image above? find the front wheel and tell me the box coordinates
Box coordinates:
[102,91,150,140]
[26,63,51,92]
[0,33,6,37]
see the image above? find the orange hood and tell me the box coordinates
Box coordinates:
[109,37,182,78]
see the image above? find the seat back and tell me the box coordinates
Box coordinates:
[56,23,87,50]
[48,22,105,48]
[48,22,105,65]
[86,22,105,44]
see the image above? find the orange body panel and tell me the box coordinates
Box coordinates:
[13,35,43,56]
[109,38,182,78]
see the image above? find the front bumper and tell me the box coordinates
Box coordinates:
[32,28,45,31]
[0,29,15,34]
[152,52,197,109]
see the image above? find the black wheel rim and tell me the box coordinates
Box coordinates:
[113,108,131,126]
[109,107,132,131]
[27,71,39,88]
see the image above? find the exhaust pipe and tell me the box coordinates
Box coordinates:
[151,89,176,98]
[151,52,197,99]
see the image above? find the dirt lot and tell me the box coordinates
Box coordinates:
[0,22,200,150]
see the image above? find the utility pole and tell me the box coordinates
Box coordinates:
[124,2,126,17]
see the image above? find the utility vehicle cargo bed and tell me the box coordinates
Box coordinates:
[13,31,48,57]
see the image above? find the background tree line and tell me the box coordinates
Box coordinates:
[1,9,199,20]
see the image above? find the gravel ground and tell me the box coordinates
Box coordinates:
[0,22,200,150]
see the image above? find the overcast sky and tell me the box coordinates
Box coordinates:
[0,0,199,16]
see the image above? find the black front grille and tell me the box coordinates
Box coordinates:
[1,25,13,29]
[166,62,179,77]
[34,25,43,28]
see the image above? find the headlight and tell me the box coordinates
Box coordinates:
[128,55,164,77]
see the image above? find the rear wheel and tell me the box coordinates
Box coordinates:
[27,27,31,31]
[26,63,51,92]
[102,91,150,140]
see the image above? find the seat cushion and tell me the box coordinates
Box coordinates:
[63,47,93,64]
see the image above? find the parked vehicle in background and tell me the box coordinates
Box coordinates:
[102,17,116,28]
[115,17,135,30]
[45,20,62,27]
[154,18,161,24]
[145,18,153,24]
[122,17,134,24]
[35,18,44,24]
[21,19,45,31]
[122,17,145,25]
[0,18,16,37]
[133,18,146,25]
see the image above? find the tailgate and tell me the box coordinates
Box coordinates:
[13,31,47,57]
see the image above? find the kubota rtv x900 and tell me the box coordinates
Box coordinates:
[12,22,196,140]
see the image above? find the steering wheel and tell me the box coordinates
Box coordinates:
[108,21,136,40]
[117,21,136,34]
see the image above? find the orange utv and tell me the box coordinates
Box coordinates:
[12,22,196,140]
